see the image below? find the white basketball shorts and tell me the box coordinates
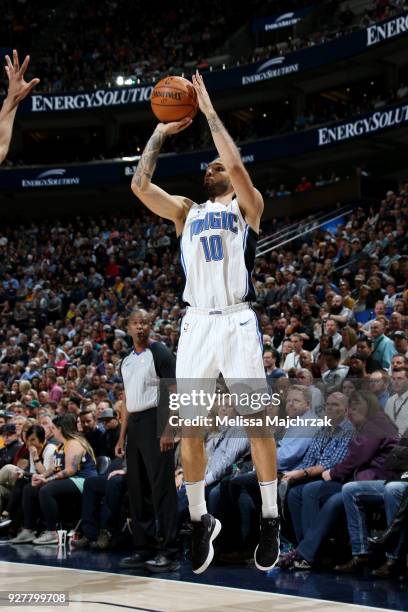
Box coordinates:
[176,303,268,416]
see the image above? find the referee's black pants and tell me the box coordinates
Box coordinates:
[126,409,177,555]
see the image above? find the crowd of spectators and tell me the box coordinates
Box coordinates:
[250,0,408,65]
[264,170,342,199]
[0,0,248,95]
[1,0,407,96]
[0,180,407,574]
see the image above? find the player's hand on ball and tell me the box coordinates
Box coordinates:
[192,70,214,116]
[156,117,193,136]
[5,50,40,109]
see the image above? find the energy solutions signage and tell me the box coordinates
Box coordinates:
[366,12,408,46]
[252,7,313,32]
[30,86,154,113]
[1,102,406,190]
[318,104,408,145]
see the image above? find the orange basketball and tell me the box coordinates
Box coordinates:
[150,76,198,123]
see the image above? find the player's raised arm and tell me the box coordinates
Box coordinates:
[0,50,40,164]
[131,119,193,233]
[192,71,263,230]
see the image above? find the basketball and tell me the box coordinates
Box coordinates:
[151,76,198,123]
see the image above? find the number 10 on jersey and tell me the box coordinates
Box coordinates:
[200,235,224,262]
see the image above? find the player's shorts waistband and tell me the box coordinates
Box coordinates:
[186,303,251,316]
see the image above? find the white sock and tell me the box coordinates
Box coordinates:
[185,480,207,522]
[259,479,278,518]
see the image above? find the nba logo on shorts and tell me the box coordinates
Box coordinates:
[183,322,189,331]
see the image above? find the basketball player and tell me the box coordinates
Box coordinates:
[0,50,39,164]
[131,71,279,573]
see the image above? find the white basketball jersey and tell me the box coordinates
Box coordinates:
[179,198,258,308]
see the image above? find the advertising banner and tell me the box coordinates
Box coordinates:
[12,12,407,114]
[1,102,406,191]
[252,7,313,32]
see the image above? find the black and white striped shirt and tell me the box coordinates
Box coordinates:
[120,342,176,413]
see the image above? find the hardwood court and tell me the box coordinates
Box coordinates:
[0,562,394,612]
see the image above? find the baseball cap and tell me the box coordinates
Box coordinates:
[0,423,16,435]
[98,408,116,420]
[393,331,407,340]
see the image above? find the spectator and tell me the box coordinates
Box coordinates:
[46,371,63,404]
[369,370,391,409]
[296,177,313,193]
[283,334,304,371]
[281,390,398,570]
[394,332,408,358]
[385,369,408,434]
[295,369,325,416]
[10,414,97,544]
[391,354,408,373]
[80,408,106,458]
[321,348,349,392]
[370,320,397,370]
[0,424,57,531]
[263,349,286,385]
[325,319,342,349]
[0,424,22,469]
[355,337,383,374]
[98,407,120,460]
[72,459,127,551]
[340,326,358,363]
[328,295,353,325]
[282,392,353,486]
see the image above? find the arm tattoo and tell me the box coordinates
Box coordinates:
[70,453,83,473]
[133,130,166,188]
[207,113,223,133]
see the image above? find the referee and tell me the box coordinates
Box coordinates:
[116,308,178,572]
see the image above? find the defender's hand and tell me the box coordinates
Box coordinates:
[5,50,40,109]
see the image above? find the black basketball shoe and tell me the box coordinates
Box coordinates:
[254,516,280,571]
[191,513,221,574]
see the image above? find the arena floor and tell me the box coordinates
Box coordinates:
[0,541,406,612]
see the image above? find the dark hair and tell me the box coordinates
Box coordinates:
[25,424,45,443]
[52,414,95,459]
[263,347,280,367]
[349,390,381,419]
[322,348,341,360]
[352,353,368,362]
[357,337,372,346]
[127,308,150,322]
[319,334,333,348]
